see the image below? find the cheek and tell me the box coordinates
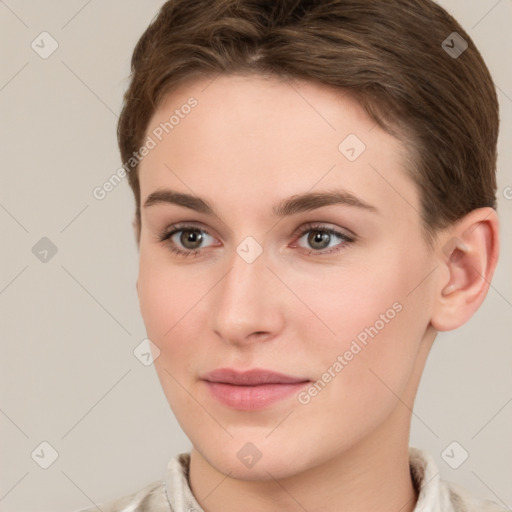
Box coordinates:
[137,249,216,372]
[291,258,403,341]
[138,246,200,334]
[137,254,206,413]
[138,251,190,361]
[298,245,429,390]
[288,260,428,450]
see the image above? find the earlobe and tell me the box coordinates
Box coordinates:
[430,208,499,332]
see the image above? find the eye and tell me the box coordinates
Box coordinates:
[291,223,355,255]
[158,222,355,258]
[158,223,217,257]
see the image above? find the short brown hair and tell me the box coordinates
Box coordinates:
[118,0,499,247]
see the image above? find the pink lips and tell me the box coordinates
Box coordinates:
[201,368,310,410]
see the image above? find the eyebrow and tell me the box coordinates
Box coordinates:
[143,188,378,217]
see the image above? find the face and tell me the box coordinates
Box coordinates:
[137,73,438,480]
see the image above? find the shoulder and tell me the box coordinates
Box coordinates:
[73,480,169,512]
[442,479,509,512]
[72,452,196,512]
[409,446,509,512]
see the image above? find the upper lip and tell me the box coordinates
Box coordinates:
[201,368,310,386]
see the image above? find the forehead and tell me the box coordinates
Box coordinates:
[138,73,419,223]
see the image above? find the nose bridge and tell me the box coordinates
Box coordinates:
[219,245,269,314]
[211,242,281,343]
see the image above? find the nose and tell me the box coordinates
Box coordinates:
[210,246,285,347]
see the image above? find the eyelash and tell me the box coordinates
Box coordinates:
[157,222,356,258]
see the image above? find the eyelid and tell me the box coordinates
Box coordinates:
[159,221,214,239]
[291,221,356,242]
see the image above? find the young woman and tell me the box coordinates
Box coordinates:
[79,1,505,510]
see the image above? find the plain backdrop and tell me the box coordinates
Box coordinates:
[1,1,511,511]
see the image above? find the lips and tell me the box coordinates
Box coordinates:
[201,368,309,386]
[200,368,311,410]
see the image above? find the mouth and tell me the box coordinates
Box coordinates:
[200,368,311,410]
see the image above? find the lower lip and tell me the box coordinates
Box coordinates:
[203,381,310,410]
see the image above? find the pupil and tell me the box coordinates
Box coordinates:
[182,229,203,249]
[309,230,329,249]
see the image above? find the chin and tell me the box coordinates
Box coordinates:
[194,437,315,482]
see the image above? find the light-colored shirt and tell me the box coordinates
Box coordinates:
[75,447,508,512]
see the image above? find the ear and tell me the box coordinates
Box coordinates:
[430,207,499,331]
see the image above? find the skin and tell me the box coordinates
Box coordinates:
[135,73,499,512]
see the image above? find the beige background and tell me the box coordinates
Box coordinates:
[1,1,511,510]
